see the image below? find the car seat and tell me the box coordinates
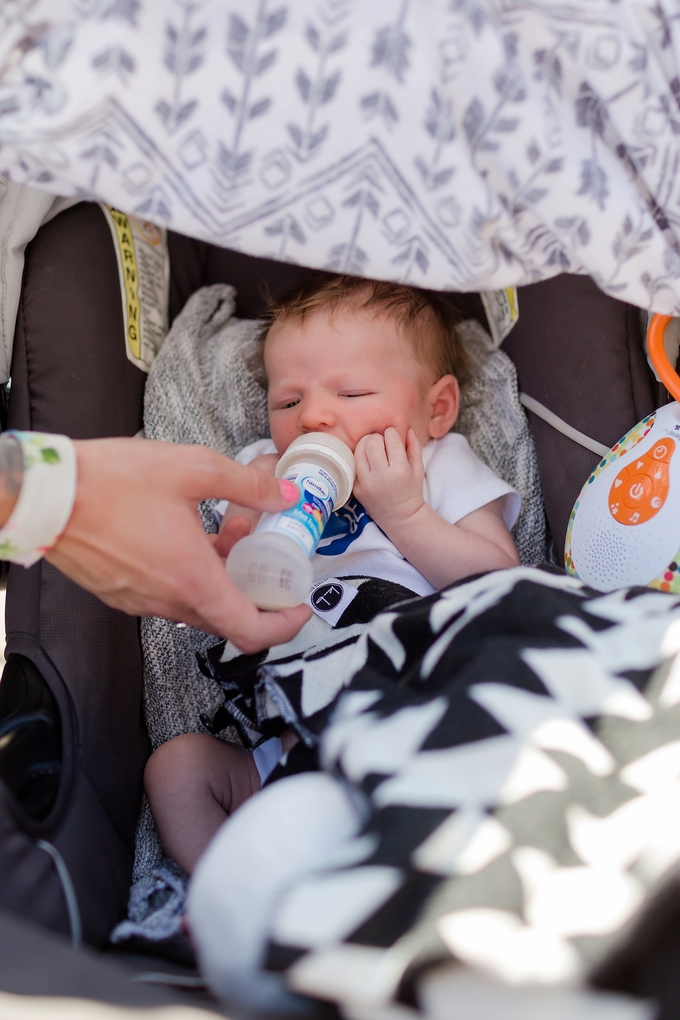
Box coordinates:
[0,201,667,1007]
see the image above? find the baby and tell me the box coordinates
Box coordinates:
[145,274,521,874]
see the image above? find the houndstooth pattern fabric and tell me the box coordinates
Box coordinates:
[126,284,544,917]
[200,576,419,753]
[245,567,680,1009]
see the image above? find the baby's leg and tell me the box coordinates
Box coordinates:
[145,733,261,875]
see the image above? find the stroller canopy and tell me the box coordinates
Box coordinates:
[1,0,680,311]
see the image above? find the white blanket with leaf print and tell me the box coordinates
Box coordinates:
[3,0,680,312]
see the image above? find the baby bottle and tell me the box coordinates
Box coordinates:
[226,432,355,609]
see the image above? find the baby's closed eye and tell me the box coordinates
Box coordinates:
[272,398,300,410]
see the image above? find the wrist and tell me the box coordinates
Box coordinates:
[0,434,22,526]
[0,432,77,566]
[375,498,428,540]
[0,491,17,527]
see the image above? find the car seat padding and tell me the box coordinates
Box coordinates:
[3,203,150,945]
[0,201,657,951]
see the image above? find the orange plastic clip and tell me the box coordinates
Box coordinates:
[647,313,680,403]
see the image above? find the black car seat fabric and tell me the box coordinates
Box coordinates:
[502,274,657,554]
[0,202,658,951]
[2,202,151,945]
[166,230,490,329]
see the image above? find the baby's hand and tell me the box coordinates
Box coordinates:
[353,427,424,531]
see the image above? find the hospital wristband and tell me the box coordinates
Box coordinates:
[0,432,77,567]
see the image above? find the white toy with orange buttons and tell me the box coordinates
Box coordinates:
[566,314,680,593]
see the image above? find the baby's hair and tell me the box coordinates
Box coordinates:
[258,273,470,384]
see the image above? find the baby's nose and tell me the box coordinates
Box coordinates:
[299,399,336,430]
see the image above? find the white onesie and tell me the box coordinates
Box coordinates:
[231,433,520,598]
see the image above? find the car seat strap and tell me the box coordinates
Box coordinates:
[37,839,82,949]
[520,392,609,457]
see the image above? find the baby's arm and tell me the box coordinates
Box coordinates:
[354,428,519,590]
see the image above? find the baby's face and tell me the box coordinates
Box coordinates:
[264,305,436,454]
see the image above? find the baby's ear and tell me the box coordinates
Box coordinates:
[427,374,460,438]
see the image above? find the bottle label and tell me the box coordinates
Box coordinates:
[256,461,339,558]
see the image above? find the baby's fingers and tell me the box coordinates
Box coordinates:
[383,427,409,468]
[353,435,372,487]
[405,428,423,473]
[357,433,388,473]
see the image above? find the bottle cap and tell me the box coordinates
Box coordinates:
[275,432,355,507]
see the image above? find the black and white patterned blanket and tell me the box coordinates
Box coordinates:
[189,566,680,1013]
[199,575,417,752]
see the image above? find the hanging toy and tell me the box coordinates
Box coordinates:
[565,314,680,593]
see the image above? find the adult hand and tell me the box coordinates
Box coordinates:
[46,438,311,653]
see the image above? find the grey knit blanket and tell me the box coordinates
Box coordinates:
[113,284,546,943]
